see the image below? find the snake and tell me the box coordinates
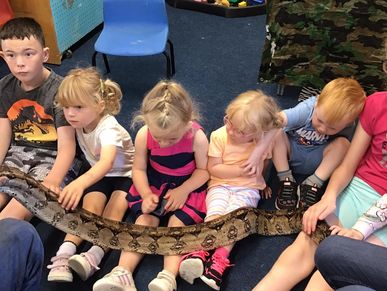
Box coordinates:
[0,165,330,255]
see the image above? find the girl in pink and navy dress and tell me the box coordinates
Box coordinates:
[93,80,209,291]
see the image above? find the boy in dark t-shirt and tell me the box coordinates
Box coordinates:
[0,17,79,220]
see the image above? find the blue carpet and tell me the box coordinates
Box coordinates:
[0,5,308,291]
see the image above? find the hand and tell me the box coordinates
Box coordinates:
[164,187,189,212]
[302,196,336,235]
[261,186,272,199]
[241,156,264,176]
[330,225,364,240]
[57,179,85,211]
[0,176,8,186]
[42,179,61,195]
[142,194,159,214]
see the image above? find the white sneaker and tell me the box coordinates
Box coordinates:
[179,250,209,284]
[68,252,100,281]
[148,270,177,291]
[47,254,73,282]
[93,266,137,291]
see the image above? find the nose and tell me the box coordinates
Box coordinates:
[16,55,24,67]
[66,107,76,116]
[317,125,326,135]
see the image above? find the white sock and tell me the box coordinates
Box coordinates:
[87,245,105,265]
[57,241,77,256]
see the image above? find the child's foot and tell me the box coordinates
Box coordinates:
[200,253,232,290]
[47,254,73,282]
[148,269,177,291]
[275,177,299,210]
[179,250,210,284]
[68,252,100,281]
[93,266,137,291]
[299,183,323,208]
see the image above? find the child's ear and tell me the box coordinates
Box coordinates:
[98,100,106,114]
[42,47,50,62]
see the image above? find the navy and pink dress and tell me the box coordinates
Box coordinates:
[126,122,207,226]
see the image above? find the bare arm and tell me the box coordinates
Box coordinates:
[0,118,11,165]
[242,112,286,174]
[303,122,372,234]
[58,143,117,210]
[43,126,76,189]
[208,156,244,179]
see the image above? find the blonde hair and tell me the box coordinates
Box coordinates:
[317,78,366,124]
[226,90,282,134]
[132,80,200,130]
[56,67,122,115]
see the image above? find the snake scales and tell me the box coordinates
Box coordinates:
[0,165,330,255]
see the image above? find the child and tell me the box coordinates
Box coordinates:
[253,91,387,291]
[0,17,79,220]
[46,67,135,282]
[179,90,283,290]
[92,80,209,291]
[272,78,366,210]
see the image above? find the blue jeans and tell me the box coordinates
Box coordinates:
[315,236,387,291]
[0,219,43,291]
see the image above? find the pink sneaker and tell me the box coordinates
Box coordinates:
[200,253,232,290]
[47,254,73,282]
[179,250,209,284]
[68,252,100,281]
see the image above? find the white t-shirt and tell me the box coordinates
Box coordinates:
[76,114,134,177]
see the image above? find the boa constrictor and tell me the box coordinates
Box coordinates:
[0,165,330,255]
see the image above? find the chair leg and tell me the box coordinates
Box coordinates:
[167,39,176,76]
[92,51,111,74]
[163,52,172,79]
[102,54,111,74]
[92,51,98,66]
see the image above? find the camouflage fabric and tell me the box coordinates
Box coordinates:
[259,0,387,94]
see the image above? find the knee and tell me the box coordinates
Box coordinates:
[315,236,338,267]
[326,137,350,153]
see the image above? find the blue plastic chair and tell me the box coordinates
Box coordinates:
[92,0,175,78]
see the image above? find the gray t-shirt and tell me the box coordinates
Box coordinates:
[0,69,67,150]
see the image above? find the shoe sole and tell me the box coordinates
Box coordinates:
[68,256,90,281]
[47,274,73,282]
[93,281,132,291]
[148,281,176,291]
[200,275,220,291]
[179,258,204,284]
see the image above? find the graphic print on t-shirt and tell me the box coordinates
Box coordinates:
[380,135,387,168]
[7,99,57,143]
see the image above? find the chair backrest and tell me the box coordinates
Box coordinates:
[103,0,168,26]
[0,0,13,27]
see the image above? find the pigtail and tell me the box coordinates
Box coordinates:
[101,79,123,115]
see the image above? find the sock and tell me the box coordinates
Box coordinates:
[303,173,324,188]
[87,245,105,266]
[214,247,230,258]
[277,169,295,182]
[57,241,77,256]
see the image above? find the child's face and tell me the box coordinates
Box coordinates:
[148,122,189,148]
[312,105,353,135]
[62,103,103,133]
[0,36,49,87]
[224,115,261,144]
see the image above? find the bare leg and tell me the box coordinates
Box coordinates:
[102,190,128,221]
[253,232,318,291]
[315,137,349,180]
[272,130,291,172]
[0,192,10,210]
[305,270,333,291]
[163,215,184,276]
[0,198,33,221]
[118,214,159,273]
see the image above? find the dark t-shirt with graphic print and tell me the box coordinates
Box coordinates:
[0,69,66,150]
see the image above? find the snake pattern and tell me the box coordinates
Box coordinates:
[0,165,330,255]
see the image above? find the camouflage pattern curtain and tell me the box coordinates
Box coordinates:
[259,0,387,94]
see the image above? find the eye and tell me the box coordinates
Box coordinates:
[5,53,14,58]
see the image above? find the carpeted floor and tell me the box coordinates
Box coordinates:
[0,4,309,291]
